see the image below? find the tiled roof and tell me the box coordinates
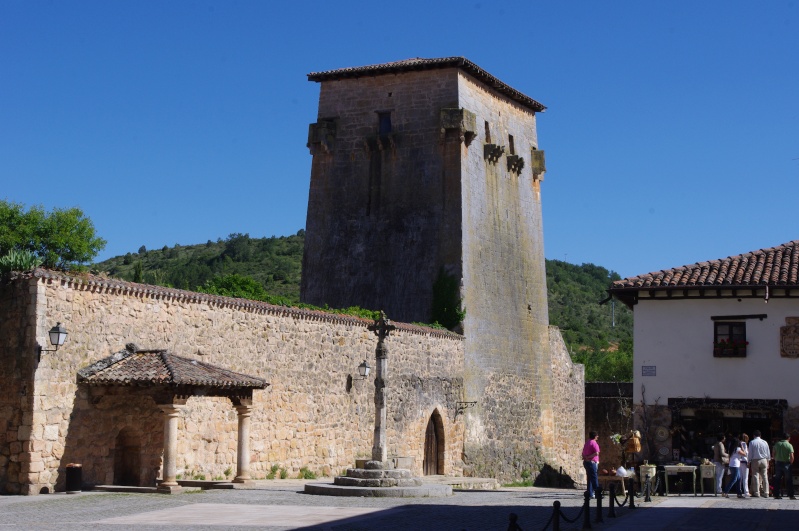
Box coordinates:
[307,57,546,113]
[77,343,268,389]
[610,240,799,290]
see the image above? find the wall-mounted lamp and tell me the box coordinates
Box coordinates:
[355,360,371,380]
[37,322,68,361]
[454,401,477,420]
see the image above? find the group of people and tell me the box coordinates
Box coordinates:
[582,429,795,500]
[712,430,796,500]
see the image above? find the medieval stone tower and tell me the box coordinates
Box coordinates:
[302,57,581,480]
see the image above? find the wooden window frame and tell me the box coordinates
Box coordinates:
[713,321,747,357]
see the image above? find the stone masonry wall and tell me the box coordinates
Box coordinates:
[0,270,464,494]
[457,71,578,483]
[301,68,463,324]
[549,328,586,485]
[0,277,38,493]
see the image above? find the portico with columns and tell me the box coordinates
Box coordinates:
[77,344,267,493]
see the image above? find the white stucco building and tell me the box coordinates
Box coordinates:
[609,240,799,466]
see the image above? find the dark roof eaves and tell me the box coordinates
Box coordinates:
[308,56,546,113]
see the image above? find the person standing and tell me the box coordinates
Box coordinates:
[748,430,771,497]
[723,436,745,498]
[713,433,729,495]
[739,433,750,497]
[582,431,601,499]
[772,432,795,500]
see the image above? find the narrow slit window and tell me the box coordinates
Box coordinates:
[484,121,491,143]
[508,134,515,155]
[378,112,392,135]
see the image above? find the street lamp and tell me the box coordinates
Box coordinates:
[357,360,371,380]
[38,322,68,361]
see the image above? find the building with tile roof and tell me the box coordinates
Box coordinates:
[607,240,799,468]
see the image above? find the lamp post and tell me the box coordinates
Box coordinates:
[367,312,396,464]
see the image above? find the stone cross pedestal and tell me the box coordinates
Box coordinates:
[367,312,395,464]
[304,313,450,497]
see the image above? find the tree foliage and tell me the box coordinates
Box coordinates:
[0,200,106,270]
[546,259,633,382]
[430,267,465,330]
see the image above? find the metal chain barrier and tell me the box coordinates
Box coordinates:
[557,498,586,523]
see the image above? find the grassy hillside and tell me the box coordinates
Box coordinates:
[94,232,632,381]
[96,231,304,301]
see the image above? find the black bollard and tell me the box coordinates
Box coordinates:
[553,500,561,531]
[582,490,592,529]
[644,473,652,502]
[608,483,617,517]
[595,486,604,523]
[628,477,636,509]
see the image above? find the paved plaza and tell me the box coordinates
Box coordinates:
[1,480,798,530]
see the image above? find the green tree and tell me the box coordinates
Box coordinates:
[0,200,106,269]
[133,260,144,283]
[430,267,465,330]
[199,273,270,300]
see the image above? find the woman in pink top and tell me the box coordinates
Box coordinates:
[582,431,600,498]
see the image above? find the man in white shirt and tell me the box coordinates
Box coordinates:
[748,430,771,497]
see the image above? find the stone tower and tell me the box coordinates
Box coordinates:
[302,57,580,481]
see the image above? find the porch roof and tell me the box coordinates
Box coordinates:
[77,343,268,390]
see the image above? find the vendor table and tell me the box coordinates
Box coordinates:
[699,464,716,496]
[663,465,697,496]
[597,475,627,496]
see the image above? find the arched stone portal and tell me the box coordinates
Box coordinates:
[423,409,445,475]
[113,427,141,486]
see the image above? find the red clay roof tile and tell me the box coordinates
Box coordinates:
[611,240,799,290]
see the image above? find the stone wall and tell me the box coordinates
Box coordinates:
[0,277,37,493]
[457,70,581,483]
[301,68,463,324]
[0,270,464,494]
[549,329,586,485]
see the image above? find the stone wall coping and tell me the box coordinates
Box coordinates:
[15,268,463,340]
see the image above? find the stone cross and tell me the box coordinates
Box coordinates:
[367,311,396,463]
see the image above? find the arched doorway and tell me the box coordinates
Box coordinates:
[423,410,445,475]
[113,427,141,486]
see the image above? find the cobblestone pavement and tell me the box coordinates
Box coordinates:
[1,481,798,530]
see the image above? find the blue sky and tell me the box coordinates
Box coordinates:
[2,1,797,278]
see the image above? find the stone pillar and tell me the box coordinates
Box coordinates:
[368,312,395,465]
[372,343,388,463]
[157,404,183,493]
[233,404,254,485]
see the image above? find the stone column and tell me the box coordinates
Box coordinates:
[372,344,388,462]
[367,312,395,465]
[157,404,183,493]
[233,404,254,485]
